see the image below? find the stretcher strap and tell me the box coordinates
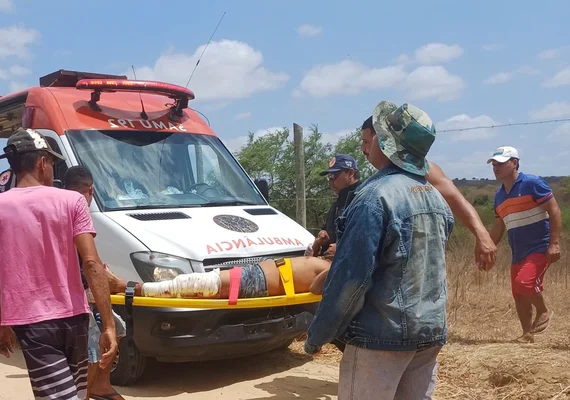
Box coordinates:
[278,258,295,300]
[228,266,242,305]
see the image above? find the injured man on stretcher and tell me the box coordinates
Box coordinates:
[109,256,331,299]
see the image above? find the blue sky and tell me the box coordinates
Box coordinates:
[1,0,569,179]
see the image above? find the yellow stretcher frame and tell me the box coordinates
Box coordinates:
[109,257,323,310]
[110,292,322,309]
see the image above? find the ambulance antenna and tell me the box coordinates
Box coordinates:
[185,11,226,89]
[132,65,148,120]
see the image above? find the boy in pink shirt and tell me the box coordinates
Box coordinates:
[0,128,117,400]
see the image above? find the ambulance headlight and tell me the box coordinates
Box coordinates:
[130,252,193,282]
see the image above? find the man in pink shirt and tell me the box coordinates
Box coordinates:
[0,128,118,400]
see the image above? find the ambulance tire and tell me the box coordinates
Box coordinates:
[110,338,147,387]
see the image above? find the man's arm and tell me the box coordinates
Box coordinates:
[426,161,497,270]
[541,197,562,264]
[71,196,115,333]
[490,217,505,245]
[533,179,562,264]
[305,198,384,354]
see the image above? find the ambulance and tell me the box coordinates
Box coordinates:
[0,70,317,385]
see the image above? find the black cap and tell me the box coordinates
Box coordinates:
[319,154,359,176]
[4,128,65,160]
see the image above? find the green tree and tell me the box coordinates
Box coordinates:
[333,128,375,181]
[235,124,368,233]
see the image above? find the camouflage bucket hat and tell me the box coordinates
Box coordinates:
[372,101,436,176]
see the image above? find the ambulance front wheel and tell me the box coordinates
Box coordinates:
[110,338,147,386]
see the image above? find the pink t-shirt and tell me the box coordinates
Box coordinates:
[0,185,96,326]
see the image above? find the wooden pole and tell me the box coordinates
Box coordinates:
[293,123,306,228]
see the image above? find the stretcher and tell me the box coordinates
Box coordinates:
[110,257,322,310]
[113,258,321,374]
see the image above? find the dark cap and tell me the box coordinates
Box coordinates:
[319,154,359,176]
[4,128,65,161]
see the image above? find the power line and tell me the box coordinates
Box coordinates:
[438,117,570,133]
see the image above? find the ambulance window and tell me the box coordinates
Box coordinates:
[45,137,68,180]
[187,144,221,185]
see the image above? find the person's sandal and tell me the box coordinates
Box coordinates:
[530,310,554,334]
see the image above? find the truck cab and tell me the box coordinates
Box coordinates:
[0,70,317,385]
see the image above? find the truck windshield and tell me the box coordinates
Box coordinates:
[66,129,266,211]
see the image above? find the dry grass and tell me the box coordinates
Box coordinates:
[288,234,570,399]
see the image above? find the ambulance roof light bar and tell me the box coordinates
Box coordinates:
[40,69,128,88]
[75,79,196,121]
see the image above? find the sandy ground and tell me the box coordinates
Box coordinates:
[0,344,339,400]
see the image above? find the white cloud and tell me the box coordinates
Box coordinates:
[296,60,407,98]
[296,24,322,37]
[224,126,284,153]
[8,81,27,92]
[0,0,12,12]
[548,122,570,143]
[434,151,496,180]
[484,66,539,85]
[130,40,289,103]
[542,66,570,88]
[0,26,40,59]
[8,64,30,77]
[0,64,32,92]
[482,43,504,51]
[403,66,465,102]
[320,129,353,145]
[414,43,464,65]
[393,54,411,65]
[224,125,355,153]
[234,112,251,120]
[296,60,464,102]
[529,102,570,120]
[484,72,512,85]
[537,46,569,60]
[437,114,500,141]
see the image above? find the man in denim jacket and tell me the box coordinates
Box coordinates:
[305,101,454,400]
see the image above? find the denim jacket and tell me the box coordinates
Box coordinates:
[305,164,454,353]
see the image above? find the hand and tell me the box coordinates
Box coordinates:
[98,328,118,370]
[323,244,336,261]
[303,242,314,257]
[312,231,330,257]
[546,243,561,265]
[0,326,17,358]
[475,234,497,271]
[304,341,322,355]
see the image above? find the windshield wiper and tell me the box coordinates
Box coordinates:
[201,200,259,207]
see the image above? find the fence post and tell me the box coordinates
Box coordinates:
[293,123,306,228]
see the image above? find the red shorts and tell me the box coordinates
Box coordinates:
[511,252,550,299]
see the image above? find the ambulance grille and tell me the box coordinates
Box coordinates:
[127,212,191,221]
[202,250,305,269]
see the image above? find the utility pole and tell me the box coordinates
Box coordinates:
[293,123,306,228]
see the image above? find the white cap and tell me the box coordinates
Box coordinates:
[487,146,519,164]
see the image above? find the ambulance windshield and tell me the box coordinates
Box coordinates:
[66,129,266,211]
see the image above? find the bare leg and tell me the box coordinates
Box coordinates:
[514,297,534,343]
[86,362,100,400]
[530,293,553,334]
[91,337,125,399]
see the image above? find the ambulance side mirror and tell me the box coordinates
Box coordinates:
[53,179,63,189]
[254,178,269,202]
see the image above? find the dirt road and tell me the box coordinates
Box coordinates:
[0,345,339,400]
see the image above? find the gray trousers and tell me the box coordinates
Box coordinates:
[339,344,442,400]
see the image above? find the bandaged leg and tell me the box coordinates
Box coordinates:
[141,269,221,298]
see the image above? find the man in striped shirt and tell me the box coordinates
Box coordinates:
[488,146,561,343]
